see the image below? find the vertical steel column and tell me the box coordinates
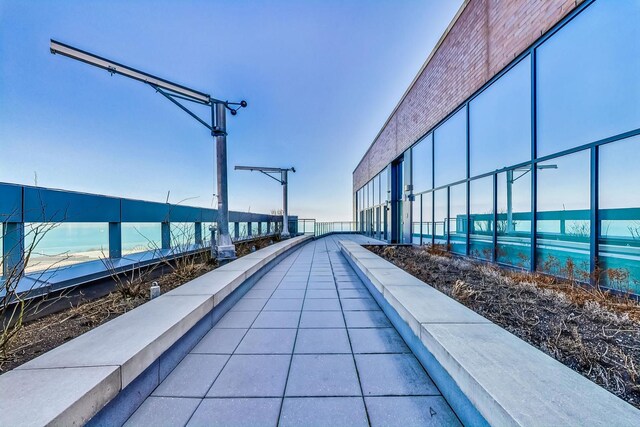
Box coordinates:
[530,49,538,272]
[446,186,451,248]
[281,170,290,238]
[161,222,171,250]
[108,222,122,258]
[492,173,498,263]
[590,146,599,285]
[213,102,236,261]
[2,222,25,278]
[194,222,202,246]
[234,222,240,240]
[465,105,471,256]
[247,222,252,237]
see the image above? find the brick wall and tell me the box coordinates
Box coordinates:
[353,0,582,192]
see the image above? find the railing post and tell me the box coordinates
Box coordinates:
[267,221,271,235]
[161,222,171,250]
[108,222,122,258]
[194,222,202,246]
[257,222,262,236]
[247,222,252,237]
[234,222,240,240]
[3,222,25,278]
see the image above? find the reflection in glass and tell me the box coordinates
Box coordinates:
[373,175,379,206]
[599,136,640,293]
[537,0,640,156]
[412,134,433,193]
[434,189,448,245]
[449,183,467,255]
[412,195,421,245]
[434,107,467,187]
[497,168,531,268]
[469,177,493,260]
[536,150,590,279]
[24,222,109,272]
[470,55,531,176]
[382,166,391,203]
[422,192,433,244]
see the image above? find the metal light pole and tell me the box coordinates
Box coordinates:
[234,166,296,238]
[49,39,246,263]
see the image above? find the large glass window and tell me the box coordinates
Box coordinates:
[412,134,433,193]
[537,0,640,156]
[382,166,391,203]
[372,175,379,206]
[412,195,421,245]
[497,167,531,268]
[434,189,448,245]
[470,56,531,176]
[422,192,433,243]
[599,135,640,293]
[449,183,467,255]
[469,176,493,260]
[536,150,590,279]
[434,107,467,187]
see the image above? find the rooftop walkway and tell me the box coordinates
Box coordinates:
[124,235,461,426]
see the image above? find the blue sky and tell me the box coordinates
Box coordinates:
[0,0,462,221]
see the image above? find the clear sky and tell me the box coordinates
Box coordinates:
[0,0,462,221]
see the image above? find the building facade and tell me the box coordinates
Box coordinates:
[353,0,640,292]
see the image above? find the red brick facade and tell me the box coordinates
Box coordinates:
[353,0,582,192]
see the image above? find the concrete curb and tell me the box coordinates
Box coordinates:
[339,240,640,427]
[0,235,312,427]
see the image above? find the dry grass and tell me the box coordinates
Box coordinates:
[0,236,277,373]
[368,244,640,409]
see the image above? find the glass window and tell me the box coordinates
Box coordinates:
[434,107,467,187]
[412,134,433,193]
[422,191,433,243]
[412,195,421,245]
[599,135,640,293]
[536,150,590,279]
[450,183,467,255]
[470,56,531,176]
[382,166,391,203]
[497,167,531,268]
[122,222,162,255]
[469,176,493,260]
[434,189,448,245]
[24,222,109,272]
[537,0,640,156]
[372,176,378,206]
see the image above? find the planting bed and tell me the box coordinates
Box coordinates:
[367,245,640,409]
[0,236,276,373]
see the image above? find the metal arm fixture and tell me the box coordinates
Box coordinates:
[50,39,247,262]
[234,166,296,238]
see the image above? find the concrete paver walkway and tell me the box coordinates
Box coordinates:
[125,235,461,427]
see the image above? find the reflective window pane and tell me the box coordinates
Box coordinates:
[412,196,421,245]
[412,134,433,193]
[470,55,531,176]
[536,150,590,278]
[434,107,467,186]
[537,0,640,156]
[599,135,640,293]
[449,183,467,255]
[422,192,433,243]
[469,176,493,260]
[382,166,391,203]
[497,168,531,268]
[434,189,448,245]
[122,223,162,255]
[24,223,109,272]
[373,175,379,206]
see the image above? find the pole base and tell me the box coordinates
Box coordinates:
[280,232,291,240]
[216,244,237,265]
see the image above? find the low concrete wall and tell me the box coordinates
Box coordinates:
[0,235,312,426]
[339,240,640,427]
